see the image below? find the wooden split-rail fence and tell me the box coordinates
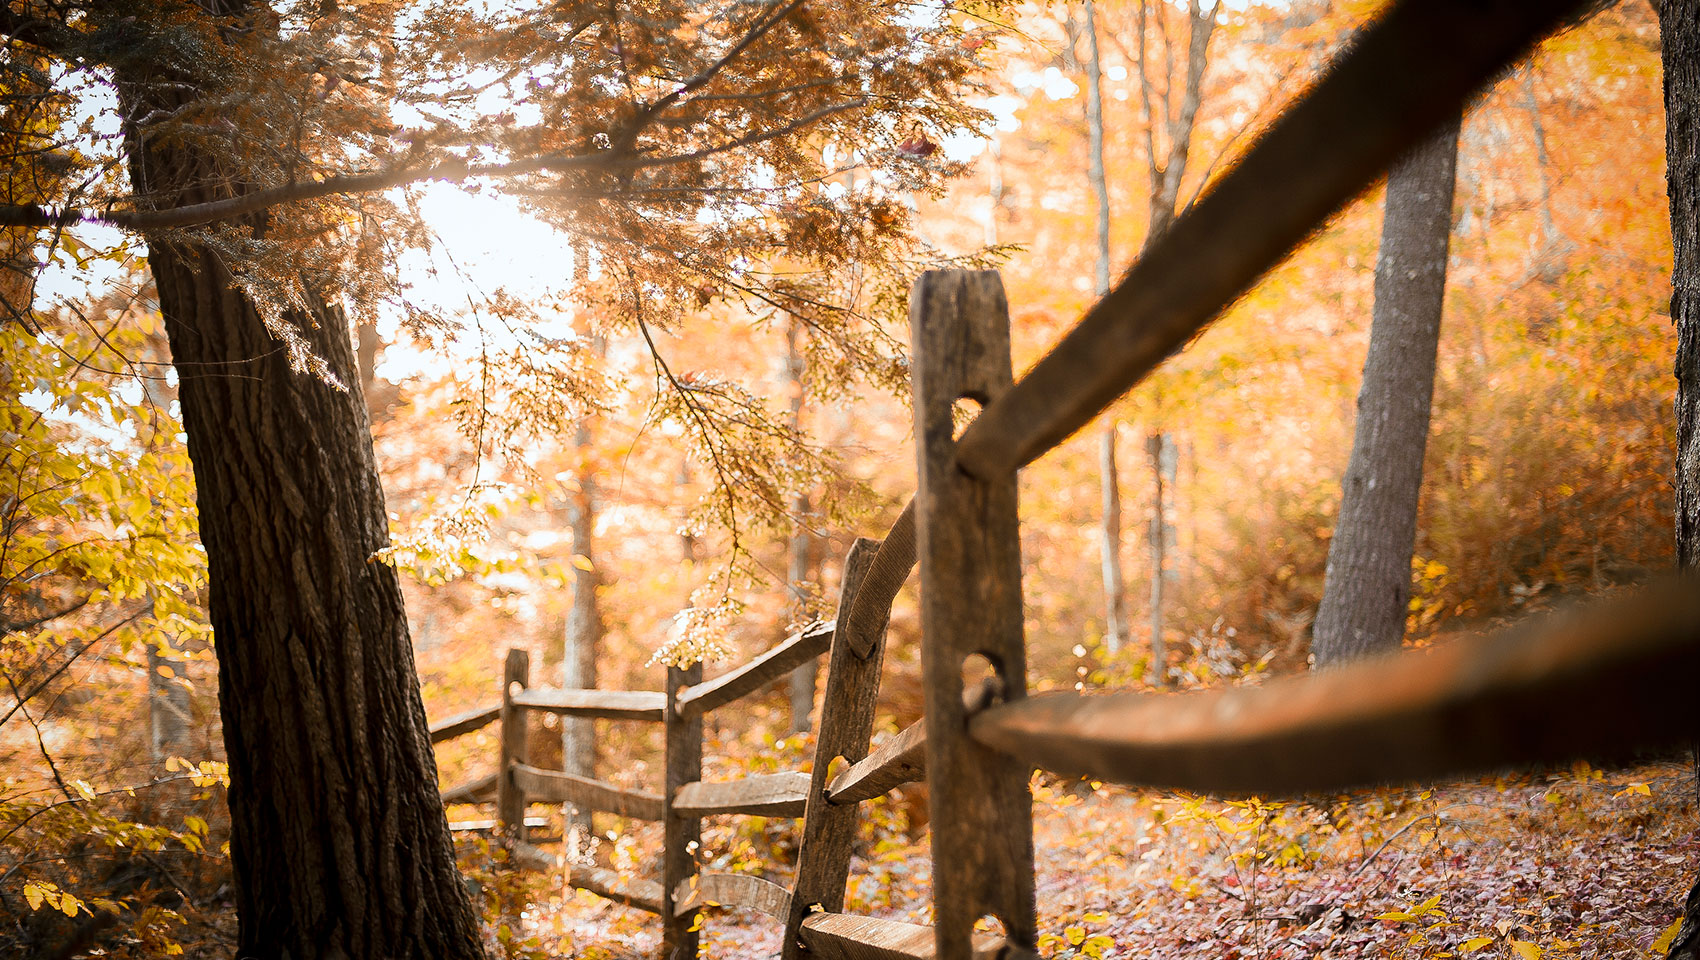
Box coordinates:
[429,1,1700,957]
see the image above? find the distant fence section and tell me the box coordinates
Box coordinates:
[427,1,1700,957]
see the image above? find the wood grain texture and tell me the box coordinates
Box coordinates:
[497,649,530,839]
[566,864,665,915]
[950,0,1586,480]
[798,913,1020,960]
[673,873,793,922]
[672,772,811,818]
[661,661,704,959]
[911,271,1037,959]
[826,719,926,806]
[841,503,917,658]
[971,579,1700,796]
[439,771,498,805]
[676,620,836,718]
[428,703,501,743]
[511,687,666,721]
[509,763,666,820]
[781,538,886,960]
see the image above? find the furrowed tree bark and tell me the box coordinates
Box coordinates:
[1312,115,1462,667]
[113,13,484,960]
[1665,0,1699,574]
[1660,4,1700,958]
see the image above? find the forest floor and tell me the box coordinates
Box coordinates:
[508,758,1698,960]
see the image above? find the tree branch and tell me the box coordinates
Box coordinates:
[0,97,870,231]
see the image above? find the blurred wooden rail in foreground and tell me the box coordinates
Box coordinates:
[424,0,1700,957]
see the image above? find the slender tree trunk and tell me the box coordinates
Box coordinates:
[1312,116,1462,668]
[1146,431,1167,681]
[138,365,192,761]
[1130,0,1216,680]
[113,17,482,960]
[784,493,814,734]
[145,632,191,760]
[1082,0,1126,655]
[1660,4,1700,958]
[356,317,383,421]
[1083,0,1111,302]
[783,319,817,736]
[561,413,601,841]
[1520,69,1563,264]
[1099,429,1126,653]
[678,459,699,565]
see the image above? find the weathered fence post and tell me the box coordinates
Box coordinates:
[661,660,703,959]
[912,270,1037,957]
[497,647,531,842]
[781,537,885,959]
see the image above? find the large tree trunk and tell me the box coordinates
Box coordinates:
[1666,0,1699,573]
[1312,116,1462,668]
[1660,5,1700,958]
[114,22,484,960]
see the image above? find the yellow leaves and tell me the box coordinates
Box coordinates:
[70,779,97,801]
[1509,939,1542,960]
[1653,918,1684,954]
[569,553,595,571]
[1377,894,1445,923]
[165,757,230,788]
[1038,924,1115,959]
[1612,781,1651,799]
[1460,937,1495,952]
[181,814,210,853]
[1077,935,1114,958]
[23,880,84,917]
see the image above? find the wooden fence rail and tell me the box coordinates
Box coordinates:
[421,2,1700,958]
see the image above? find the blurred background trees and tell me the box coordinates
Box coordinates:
[0,0,1685,955]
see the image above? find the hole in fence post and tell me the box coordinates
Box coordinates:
[961,653,1005,714]
[974,914,1008,937]
[824,754,851,793]
[951,396,983,440]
